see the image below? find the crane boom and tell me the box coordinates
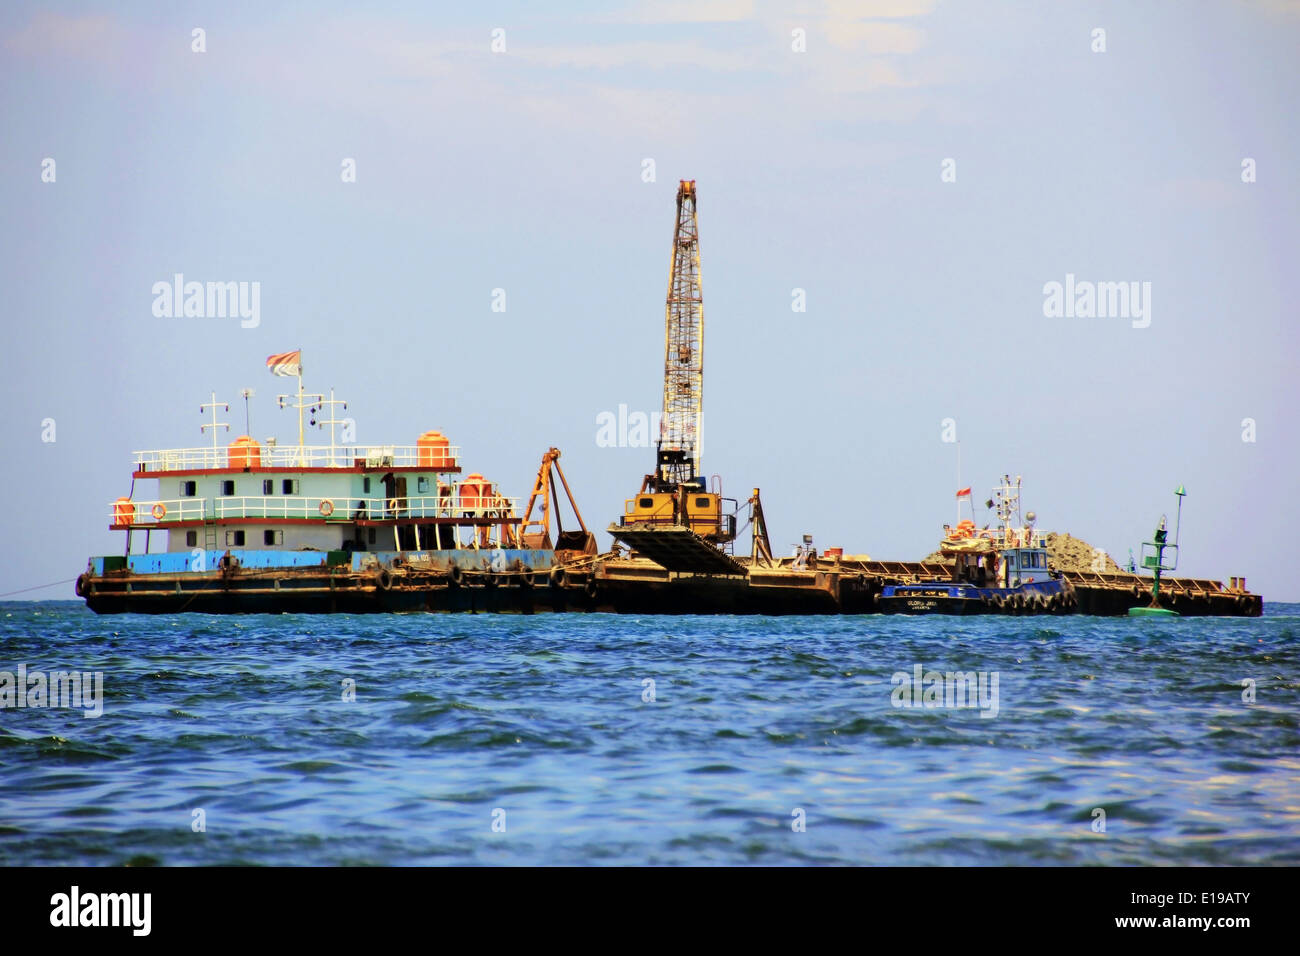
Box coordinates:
[655,179,704,491]
[615,179,734,547]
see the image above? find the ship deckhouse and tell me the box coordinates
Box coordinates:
[108,384,521,559]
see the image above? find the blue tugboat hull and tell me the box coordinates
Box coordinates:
[878,579,1071,615]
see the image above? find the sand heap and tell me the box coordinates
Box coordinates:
[923,531,1122,572]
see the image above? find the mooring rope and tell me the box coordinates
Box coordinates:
[0,578,79,598]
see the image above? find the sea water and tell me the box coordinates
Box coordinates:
[1,601,1296,865]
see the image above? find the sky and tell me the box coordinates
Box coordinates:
[2,0,1297,600]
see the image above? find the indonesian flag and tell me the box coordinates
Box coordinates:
[266,350,301,377]
[956,487,971,499]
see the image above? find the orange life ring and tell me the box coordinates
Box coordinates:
[388,497,400,513]
[319,499,334,517]
[151,502,167,520]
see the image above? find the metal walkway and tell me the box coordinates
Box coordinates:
[608,523,747,575]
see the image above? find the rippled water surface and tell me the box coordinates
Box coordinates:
[2,601,1298,865]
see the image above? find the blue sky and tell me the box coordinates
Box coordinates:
[2,1,1297,599]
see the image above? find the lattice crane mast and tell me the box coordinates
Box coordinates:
[619,180,735,544]
[655,179,704,492]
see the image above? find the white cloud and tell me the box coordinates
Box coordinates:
[824,20,924,53]
[4,11,136,64]
[616,0,758,23]
[825,0,936,17]
[516,40,758,72]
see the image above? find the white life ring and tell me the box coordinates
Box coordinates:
[319,499,335,517]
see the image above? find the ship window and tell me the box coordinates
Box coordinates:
[418,477,430,493]
[225,530,246,546]
[695,497,711,508]
[282,479,298,495]
[263,479,274,495]
[180,481,197,497]
[221,480,235,496]
[363,477,371,494]
[186,531,197,547]
[638,497,654,509]
[264,529,282,546]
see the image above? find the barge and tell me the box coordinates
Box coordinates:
[77,352,596,614]
[76,185,1263,617]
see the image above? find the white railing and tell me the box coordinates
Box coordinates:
[365,495,520,520]
[944,526,1047,548]
[109,493,520,527]
[132,443,462,472]
[108,498,206,526]
[215,496,348,520]
[219,494,520,521]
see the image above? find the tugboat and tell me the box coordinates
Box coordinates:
[878,475,1076,615]
[76,351,596,613]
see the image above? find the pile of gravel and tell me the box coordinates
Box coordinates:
[1043,532,1122,572]
[923,531,1121,572]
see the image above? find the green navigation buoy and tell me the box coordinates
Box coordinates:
[1128,485,1185,618]
[1128,605,1179,618]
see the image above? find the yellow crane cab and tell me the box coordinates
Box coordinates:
[622,483,735,543]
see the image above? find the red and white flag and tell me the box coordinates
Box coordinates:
[266,350,301,377]
[955,487,971,499]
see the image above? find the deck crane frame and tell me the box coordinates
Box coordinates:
[518,447,597,556]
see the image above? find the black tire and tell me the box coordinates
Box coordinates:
[519,570,535,588]
[585,578,598,600]
[484,572,499,589]
[74,573,88,597]
[377,569,392,591]
[549,567,566,588]
[447,565,462,585]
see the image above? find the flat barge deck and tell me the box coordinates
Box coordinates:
[79,551,1263,616]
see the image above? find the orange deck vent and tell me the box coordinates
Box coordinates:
[459,473,492,511]
[228,435,262,470]
[824,547,843,558]
[416,430,454,469]
[113,497,135,527]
